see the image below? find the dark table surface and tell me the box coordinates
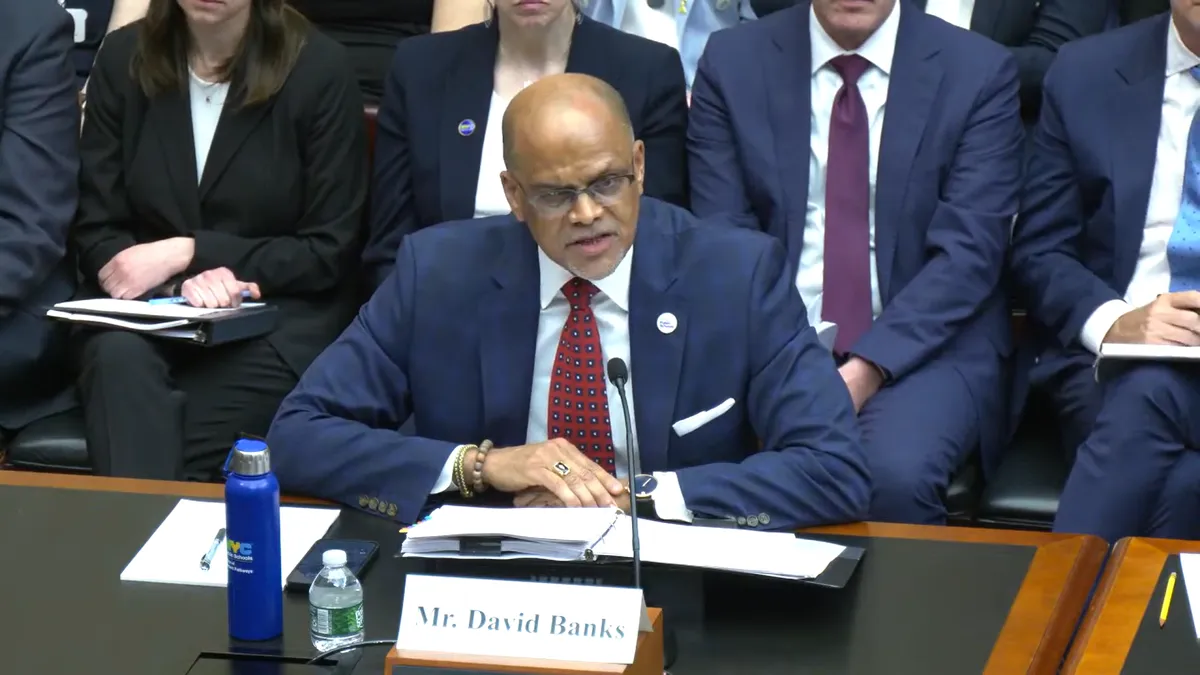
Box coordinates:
[1067,536,1200,674]
[0,477,1103,675]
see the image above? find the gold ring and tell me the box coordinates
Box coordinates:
[553,461,571,477]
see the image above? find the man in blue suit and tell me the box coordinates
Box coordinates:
[0,0,79,443]
[687,0,1023,524]
[686,0,1022,523]
[269,74,870,529]
[1011,3,1200,542]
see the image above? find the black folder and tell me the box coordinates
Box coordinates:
[46,302,279,346]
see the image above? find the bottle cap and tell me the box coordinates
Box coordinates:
[323,549,347,567]
[228,439,270,476]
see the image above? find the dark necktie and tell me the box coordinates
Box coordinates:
[822,54,874,353]
[546,278,616,470]
[1167,66,1200,292]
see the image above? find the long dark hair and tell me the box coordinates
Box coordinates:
[132,0,308,107]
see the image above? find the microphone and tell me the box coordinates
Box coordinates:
[606,357,642,590]
[647,0,666,7]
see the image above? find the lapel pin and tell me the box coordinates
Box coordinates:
[457,119,476,137]
[656,312,678,334]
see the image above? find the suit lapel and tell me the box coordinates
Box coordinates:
[197,85,273,201]
[149,89,203,231]
[627,205,683,473]
[767,9,812,271]
[479,221,541,446]
[875,8,942,301]
[565,16,606,76]
[439,23,498,222]
[1112,15,1170,290]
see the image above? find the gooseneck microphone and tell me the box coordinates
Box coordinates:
[606,357,642,590]
[647,0,667,8]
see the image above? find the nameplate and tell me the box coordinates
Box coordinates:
[396,574,649,665]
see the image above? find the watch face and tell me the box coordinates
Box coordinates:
[633,474,657,499]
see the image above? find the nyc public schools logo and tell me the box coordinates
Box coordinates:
[227,540,254,562]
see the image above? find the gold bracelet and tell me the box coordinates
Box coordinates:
[454,445,478,498]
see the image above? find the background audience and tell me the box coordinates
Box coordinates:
[362,0,688,291]
[63,0,149,85]
[70,0,367,480]
[0,0,81,446]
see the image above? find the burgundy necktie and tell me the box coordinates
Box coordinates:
[822,54,874,354]
[546,278,616,470]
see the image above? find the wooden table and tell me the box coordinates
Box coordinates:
[1,472,1107,674]
[1064,536,1200,673]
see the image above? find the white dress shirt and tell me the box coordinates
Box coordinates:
[923,0,975,30]
[620,0,680,51]
[430,247,692,523]
[473,92,516,218]
[188,70,228,181]
[799,3,899,326]
[1078,18,1200,354]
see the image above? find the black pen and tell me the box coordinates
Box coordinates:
[200,527,226,571]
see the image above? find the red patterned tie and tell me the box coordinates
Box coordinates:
[547,278,616,470]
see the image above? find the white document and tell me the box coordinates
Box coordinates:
[51,298,264,320]
[815,321,839,350]
[396,575,647,665]
[592,516,844,580]
[672,398,735,437]
[45,310,193,332]
[120,499,341,588]
[401,506,846,580]
[1098,343,1200,362]
[1178,554,1200,639]
[401,505,621,561]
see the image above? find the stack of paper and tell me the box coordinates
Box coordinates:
[401,505,622,561]
[47,298,264,333]
[120,499,341,587]
[401,506,846,580]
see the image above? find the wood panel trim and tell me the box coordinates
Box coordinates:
[0,470,328,504]
[1064,538,1172,673]
[984,535,1107,674]
[805,521,1081,547]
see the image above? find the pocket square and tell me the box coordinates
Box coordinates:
[672,398,736,437]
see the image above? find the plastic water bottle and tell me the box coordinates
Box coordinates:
[224,439,283,641]
[309,549,365,651]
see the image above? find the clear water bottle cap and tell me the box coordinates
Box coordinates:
[322,549,347,567]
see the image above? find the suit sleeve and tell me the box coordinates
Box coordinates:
[0,9,78,316]
[687,43,760,229]
[361,48,418,293]
[853,55,1023,381]
[187,51,367,295]
[73,31,140,283]
[637,47,690,209]
[674,239,871,530]
[1006,0,1108,111]
[269,235,459,524]
[1010,56,1119,348]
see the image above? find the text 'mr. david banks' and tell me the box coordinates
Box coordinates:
[418,606,628,639]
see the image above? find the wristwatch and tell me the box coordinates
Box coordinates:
[632,474,657,501]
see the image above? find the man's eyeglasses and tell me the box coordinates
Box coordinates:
[525,173,636,216]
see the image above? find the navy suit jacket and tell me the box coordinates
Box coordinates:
[363,18,690,292]
[1011,14,1172,389]
[0,0,79,430]
[688,2,1023,470]
[270,198,870,528]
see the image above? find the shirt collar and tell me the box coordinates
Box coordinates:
[537,245,633,312]
[810,1,901,77]
[1167,16,1200,77]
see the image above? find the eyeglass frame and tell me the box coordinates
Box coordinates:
[516,172,639,217]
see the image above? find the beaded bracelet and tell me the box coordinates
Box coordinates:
[470,440,493,494]
[453,445,475,499]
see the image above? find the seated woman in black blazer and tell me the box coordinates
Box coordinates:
[362,0,689,291]
[72,0,367,480]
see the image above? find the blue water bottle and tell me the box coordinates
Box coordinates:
[224,438,283,641]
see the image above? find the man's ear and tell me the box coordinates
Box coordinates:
[632,140,646,196]
[500,171,525,222]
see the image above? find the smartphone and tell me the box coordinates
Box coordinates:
[285,539,379,593]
